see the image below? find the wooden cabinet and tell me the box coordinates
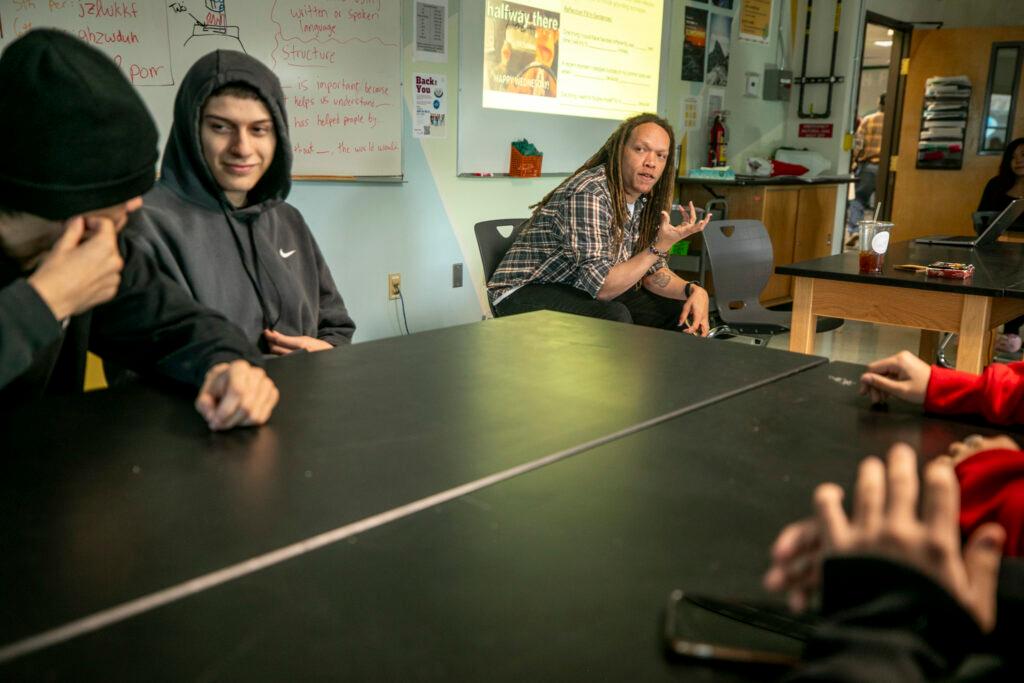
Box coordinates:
[677,181,839,305]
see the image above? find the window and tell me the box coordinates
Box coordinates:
[979,42,1023,155]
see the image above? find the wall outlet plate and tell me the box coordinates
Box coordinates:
[452,263,463,288]
[745,72,761,98]
[388,273,401,300]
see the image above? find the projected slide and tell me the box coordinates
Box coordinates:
[482,0,663,121]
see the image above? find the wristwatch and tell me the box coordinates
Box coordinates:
[684,280,703,298]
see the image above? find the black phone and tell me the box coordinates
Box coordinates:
[663,589,818,667]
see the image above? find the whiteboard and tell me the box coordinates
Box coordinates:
[0,0,402,178]
[458,0,672,176]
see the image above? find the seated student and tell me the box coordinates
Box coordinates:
[767,443,1014,681]
[978,138,1024,353]
[487,113,712,334]
[125,50,355,356]
[0,30,277,430]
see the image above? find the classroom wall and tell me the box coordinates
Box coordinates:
[286,1,1024,345]
[289,1,560,343]
[668,0,791,176]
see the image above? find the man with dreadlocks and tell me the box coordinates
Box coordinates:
[487,114,711,333]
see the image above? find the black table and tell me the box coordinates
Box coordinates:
[777,240,1024,373]
[0,312,824,665]
[4,361,1010,680]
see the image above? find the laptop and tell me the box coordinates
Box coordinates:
[914,198,1024,247]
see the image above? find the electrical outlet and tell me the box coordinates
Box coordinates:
[388,272,401,300]
[452,263,463,288]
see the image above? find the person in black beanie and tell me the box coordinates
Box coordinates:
[0,29,279,431]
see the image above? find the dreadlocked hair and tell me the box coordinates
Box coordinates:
[528,113,676,253]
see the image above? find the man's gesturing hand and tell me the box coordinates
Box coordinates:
[28,216,124,320]
[654,201,711,252]
[195,360,279,431]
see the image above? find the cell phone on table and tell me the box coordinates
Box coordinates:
[663,589,818,667]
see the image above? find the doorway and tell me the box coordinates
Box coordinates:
[845,13,912,250]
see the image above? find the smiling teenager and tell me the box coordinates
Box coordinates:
[487,113,711,334]
[123,50,355,357]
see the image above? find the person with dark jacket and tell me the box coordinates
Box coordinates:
[124,50,355,355]
[0,29,278,431]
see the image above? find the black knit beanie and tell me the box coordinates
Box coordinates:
[0,29,158,220]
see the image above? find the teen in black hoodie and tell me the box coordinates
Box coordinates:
[125,50,355,356]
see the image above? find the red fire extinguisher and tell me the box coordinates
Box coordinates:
[708,115,727,167]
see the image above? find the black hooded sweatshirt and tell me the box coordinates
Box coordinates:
[125,50,355,353]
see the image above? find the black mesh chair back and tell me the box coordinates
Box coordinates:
[474,218,528,315]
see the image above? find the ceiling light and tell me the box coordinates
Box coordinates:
[874,40,893,47]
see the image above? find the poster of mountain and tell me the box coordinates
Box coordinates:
[705,13,731,86]
[681,6,707,82]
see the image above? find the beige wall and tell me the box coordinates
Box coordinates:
[891,26,1024,239]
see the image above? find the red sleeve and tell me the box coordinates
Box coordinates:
[925,362,1024,425]
[956,449,1024,557]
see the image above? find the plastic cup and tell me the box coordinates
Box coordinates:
[858,220,894,273]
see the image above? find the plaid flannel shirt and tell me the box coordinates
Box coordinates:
[854,110,884,164]
[488,165,664,305]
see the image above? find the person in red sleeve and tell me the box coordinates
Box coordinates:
[859,349,1024,424]
[858,351,1024,558]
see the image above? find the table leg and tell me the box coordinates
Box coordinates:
[918,331,941,364]
[956,295,992,374]
[789,277,816,355]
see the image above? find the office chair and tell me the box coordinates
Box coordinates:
[474,218,528,316]
[702,219,842,346]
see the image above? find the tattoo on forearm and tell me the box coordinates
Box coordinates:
[651,270,671,288]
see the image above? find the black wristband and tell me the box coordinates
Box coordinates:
[685,280,702,298]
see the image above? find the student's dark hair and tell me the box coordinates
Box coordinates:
[528,112,676,252]
[990,137,1024,195]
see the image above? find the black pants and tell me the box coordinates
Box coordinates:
[494,283,681,330]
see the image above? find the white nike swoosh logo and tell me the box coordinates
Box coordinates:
[279,249,296,258]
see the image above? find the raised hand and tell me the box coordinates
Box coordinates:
[654,201,710,252]
[27,215,124,320]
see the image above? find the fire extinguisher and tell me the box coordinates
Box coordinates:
[707,114,727,167]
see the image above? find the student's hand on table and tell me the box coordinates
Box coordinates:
[765,443,1006,630]
[263,329,333,355]
[816,443,1003,632]
[946,434,1020,466]
[763,516,824,613]
[27,215,124,320]
[654,201,711,252]
[195,360,279,431]
[859,350,932,405]
[678,286,710,336]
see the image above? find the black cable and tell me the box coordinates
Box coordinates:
[396,287,411,336]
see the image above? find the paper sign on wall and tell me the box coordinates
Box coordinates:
[413,73,447,138]
[739,0,772,44]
